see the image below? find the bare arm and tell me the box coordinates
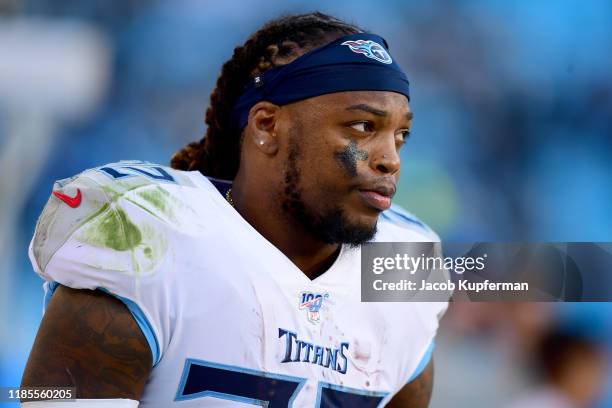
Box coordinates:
[21,285,152,400]
[386,360,434,408]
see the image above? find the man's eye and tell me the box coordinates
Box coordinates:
[397,130,411,141]
[395,131,410,148]
[349,121,373,133]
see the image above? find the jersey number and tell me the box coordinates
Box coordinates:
[175,359,387,407]
[98,162,176,183]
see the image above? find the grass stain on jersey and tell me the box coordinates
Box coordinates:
[68,178,172,276]
[136,187,175,221]
[130,185,203,228]
[77,200,169,275]
[80,205,142,251]
[101,183,180,224]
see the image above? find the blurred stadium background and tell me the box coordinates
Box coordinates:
[1,0,611,407]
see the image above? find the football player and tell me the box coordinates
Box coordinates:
[21,12,447,407]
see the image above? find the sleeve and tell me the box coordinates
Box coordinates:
[29,170,177,366]
[378,204,450,384]
[406,238,450,383]
[406,338,435,383]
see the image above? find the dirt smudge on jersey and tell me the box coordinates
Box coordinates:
[352,339,372,363]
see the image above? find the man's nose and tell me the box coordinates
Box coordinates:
[369,135,400,175]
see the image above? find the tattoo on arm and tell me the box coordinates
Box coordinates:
[21,285,152,400]
[386,359,434,408]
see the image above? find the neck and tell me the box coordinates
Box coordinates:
[231,177,340,280]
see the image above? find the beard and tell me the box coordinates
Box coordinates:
[280,137,377,247]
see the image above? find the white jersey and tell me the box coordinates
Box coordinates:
[29,161,447,407]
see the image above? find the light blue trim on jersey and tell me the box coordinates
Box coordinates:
[314,382,388,408]
[97,287,161,367]
[174,358,307,406]
[381,203,429,232]
[41,283,161,367]
[407,340,435,383]
[43,281,60,310]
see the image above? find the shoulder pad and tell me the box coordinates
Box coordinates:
[30,161,195,273]
[380,204,436,235]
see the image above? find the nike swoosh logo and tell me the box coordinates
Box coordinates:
[53,188,82,208]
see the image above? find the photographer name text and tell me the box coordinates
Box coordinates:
[372,279,529,292]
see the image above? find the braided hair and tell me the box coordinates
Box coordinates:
[170,12,362,180]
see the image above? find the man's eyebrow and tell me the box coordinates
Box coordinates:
[346,104,388,117]
[346,104,414,121]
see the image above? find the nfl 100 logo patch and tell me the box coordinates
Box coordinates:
[299,292,329,324]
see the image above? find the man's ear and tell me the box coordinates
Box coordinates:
[245,101,280,155]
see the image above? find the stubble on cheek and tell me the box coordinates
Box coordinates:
[334,141,369,178]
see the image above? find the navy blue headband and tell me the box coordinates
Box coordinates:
[231,33,410,130]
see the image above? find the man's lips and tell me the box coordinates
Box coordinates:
[358,185,396,211]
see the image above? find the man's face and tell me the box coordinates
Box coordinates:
[276,91,412,245]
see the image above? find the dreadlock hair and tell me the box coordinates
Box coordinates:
[170,12,362,180]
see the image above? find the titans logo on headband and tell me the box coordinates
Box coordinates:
[341,39,393,64]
